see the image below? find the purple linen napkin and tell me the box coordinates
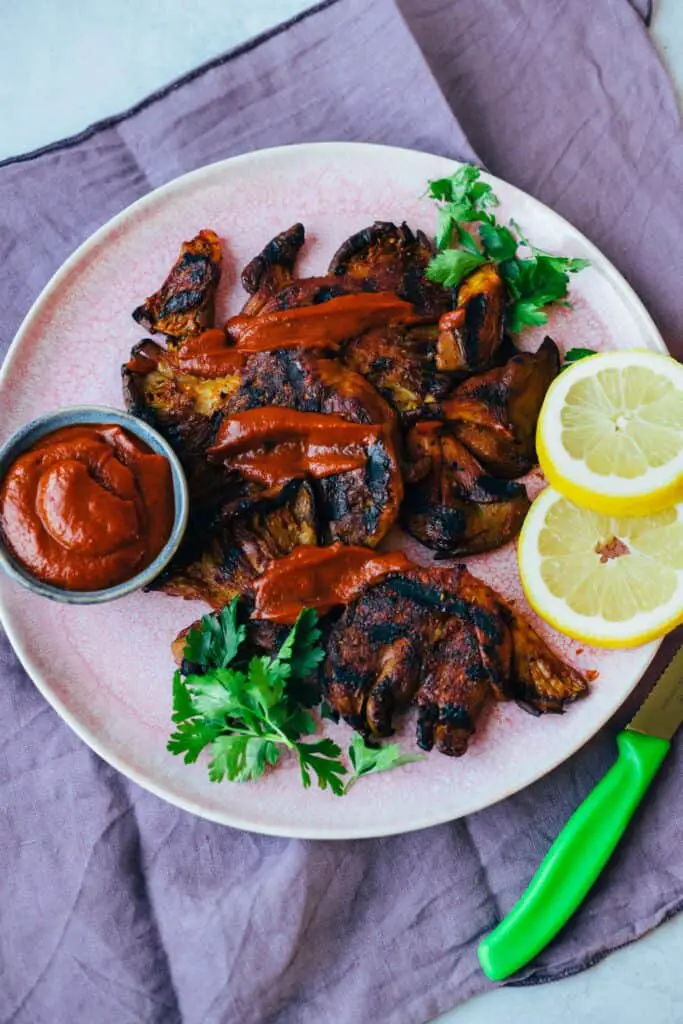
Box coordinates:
[1,2,682,1022]
[401,0,683,350]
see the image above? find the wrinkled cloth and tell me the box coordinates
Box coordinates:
[1,2,682,1022]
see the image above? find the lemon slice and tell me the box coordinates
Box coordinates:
[537,350,683,515]
[518,487,683,647]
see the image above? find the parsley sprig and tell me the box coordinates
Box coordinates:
[169,602,346,794]
[344,734,423,794]
[168,601,423,796]
[562,347,598,370]
[424,165,590,333]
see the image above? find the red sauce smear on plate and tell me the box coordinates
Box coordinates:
[252,542,415,623]
[0,424,174,591]
[224,292,418,354]
[207,407,388,488]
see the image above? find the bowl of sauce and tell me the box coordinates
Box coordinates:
[0,407,188,603]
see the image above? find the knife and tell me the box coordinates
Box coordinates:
[478,645,683,982]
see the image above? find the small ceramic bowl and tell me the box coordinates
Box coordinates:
[0,406,189,604]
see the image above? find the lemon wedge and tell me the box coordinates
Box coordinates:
[518,486,683,647]
[537,350,683,515]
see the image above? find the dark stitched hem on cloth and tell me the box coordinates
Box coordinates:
[510,896,683,988]
[0,0,342,170]
[1,1,679,1019]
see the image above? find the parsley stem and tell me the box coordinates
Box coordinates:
[219,722,295,749]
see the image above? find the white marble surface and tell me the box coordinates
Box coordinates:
[1,2,682,1022]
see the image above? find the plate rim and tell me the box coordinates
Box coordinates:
[0,140,666,839]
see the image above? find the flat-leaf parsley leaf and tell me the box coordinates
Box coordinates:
[168,601,426,797]
[424,165,589,333]
[344,734,423,793]
[425,249,487,289]
[183,601,246,670]
[562,347,598,370]
[167,600,347,794]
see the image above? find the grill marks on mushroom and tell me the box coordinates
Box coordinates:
[323,565,588,756]
[125,220,584,760]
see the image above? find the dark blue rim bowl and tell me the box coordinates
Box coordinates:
[0,406,189,604]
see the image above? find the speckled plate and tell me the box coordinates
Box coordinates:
[0,142,665,839]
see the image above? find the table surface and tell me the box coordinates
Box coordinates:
[1,2,682,1022]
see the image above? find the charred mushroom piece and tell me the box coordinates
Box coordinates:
[207,408,403,549]
[323,564,588,756]
[323,565,510,753]
[124,337,402,547]
[324,569,436,737]
[328,221,450,318]
[124,344,394,430]
[342,322,453,420]
[223,349,398,430]
[315,433,403,547]
[436,264,506,373]
[152,479,318,607]
[442,337,560,478]
[240,223,306,315]
[132,229,221,339]
[123,339,398,491]
[417,576,511,755]
[499,602,589,713]
[260,275,370,313]
[401,421,530,555]
[122,337,236,506]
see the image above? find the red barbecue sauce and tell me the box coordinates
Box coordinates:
[134,294,419,380]
[225,292,419,353]
[176,328,239,378]
[0,424,174,591]
[207,407,388,488]
[252,543,415,623]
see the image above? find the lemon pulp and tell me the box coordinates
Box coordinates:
[560,366,683,478]
[538,500,683,621]
[518,487,683,647]
[537,351,683,517]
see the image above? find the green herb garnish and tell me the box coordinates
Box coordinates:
[320,700,338,722]
[168,602,422,796]
[425,165,590,333]
[343,734,423,793]
[168,601,346,794]
[425,249,488,288]
[562,347,598,369]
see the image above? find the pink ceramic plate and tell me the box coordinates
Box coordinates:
[0,143,665,839]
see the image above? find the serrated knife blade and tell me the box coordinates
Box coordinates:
[627,645,683,741]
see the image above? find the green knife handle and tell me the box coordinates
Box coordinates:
[478,730,670,982]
